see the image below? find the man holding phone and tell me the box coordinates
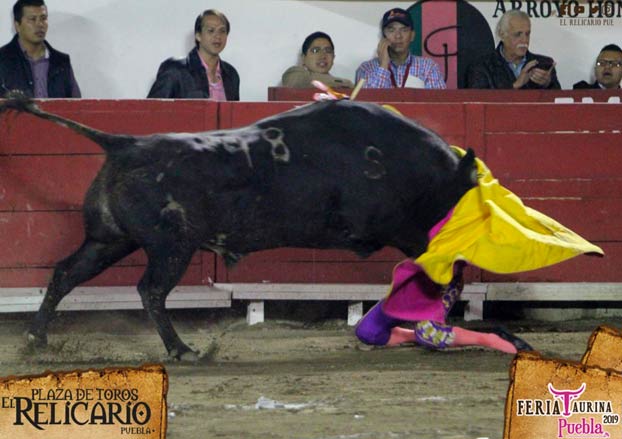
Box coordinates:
[355,8,445,89]
[466,10,560,89]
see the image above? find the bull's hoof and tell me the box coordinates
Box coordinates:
[179,351,200,362]
[25,331,48,349]
[491,327,534,352]
[169,348,199,362]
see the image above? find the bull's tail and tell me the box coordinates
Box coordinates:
[0,91,130,152]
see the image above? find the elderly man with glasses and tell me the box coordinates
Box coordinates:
[574,44,622,90]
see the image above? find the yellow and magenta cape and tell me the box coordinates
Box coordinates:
[382,147,603,322]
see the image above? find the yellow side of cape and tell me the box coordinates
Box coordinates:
[415,146,604,285]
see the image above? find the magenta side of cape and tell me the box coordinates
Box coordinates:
[382,208,455,323]
[382,261,447,322]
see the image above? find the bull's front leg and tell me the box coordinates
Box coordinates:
[138,246,198,361]
[28,282,64,348]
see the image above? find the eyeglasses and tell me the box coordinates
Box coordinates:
[308,46,334,55]
[596,60,622,68]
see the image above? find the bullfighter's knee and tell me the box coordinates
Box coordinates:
[355,323,391,346]
[355,301,396,346]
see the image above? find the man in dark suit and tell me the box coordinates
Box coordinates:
[147,9,239,100]
[0,0,81,98]
[573,44,622,90]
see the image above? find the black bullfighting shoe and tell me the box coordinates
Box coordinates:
[490,326,534,352]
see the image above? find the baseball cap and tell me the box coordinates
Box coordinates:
[382,8,413,29]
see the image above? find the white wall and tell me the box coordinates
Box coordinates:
[1,1,620,99]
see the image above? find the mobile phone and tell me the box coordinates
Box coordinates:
[537,58,554,70]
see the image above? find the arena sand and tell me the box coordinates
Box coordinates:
[0,310,606,439]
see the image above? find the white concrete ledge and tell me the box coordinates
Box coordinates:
[0,286,232,313]
[486,283,622,301]
[222,282,488,325]
[1,283,618,326]
[223,282,622,325]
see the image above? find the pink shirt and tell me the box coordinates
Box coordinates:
[199,55,227,101]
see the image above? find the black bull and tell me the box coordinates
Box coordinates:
[0,96,477,360]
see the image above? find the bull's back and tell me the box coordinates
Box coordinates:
[93,101,464,254]
[252,100,460,211]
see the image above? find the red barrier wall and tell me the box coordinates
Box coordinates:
[268,88,622,103]
[1,98,620,288]
[0,100,219,288]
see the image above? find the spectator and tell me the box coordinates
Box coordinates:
[148,9,239,100]
[0,0,81,98]
[466,10,560,89]
[573,44,622,89]
[355,8,445,89]
[282,31,353,89]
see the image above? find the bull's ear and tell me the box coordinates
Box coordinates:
[457,148,478,188]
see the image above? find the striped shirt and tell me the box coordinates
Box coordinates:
[355,54,446,89]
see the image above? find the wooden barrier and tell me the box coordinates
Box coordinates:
[0,98,620,319]
[268,87,622,103]
[0,100,218,290]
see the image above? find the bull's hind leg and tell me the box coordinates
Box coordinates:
[28,239,138,348]
[137,245,197,361]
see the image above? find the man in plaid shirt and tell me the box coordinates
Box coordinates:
[355,8,446,89]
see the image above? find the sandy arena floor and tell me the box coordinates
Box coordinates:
[0,309,613,439]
